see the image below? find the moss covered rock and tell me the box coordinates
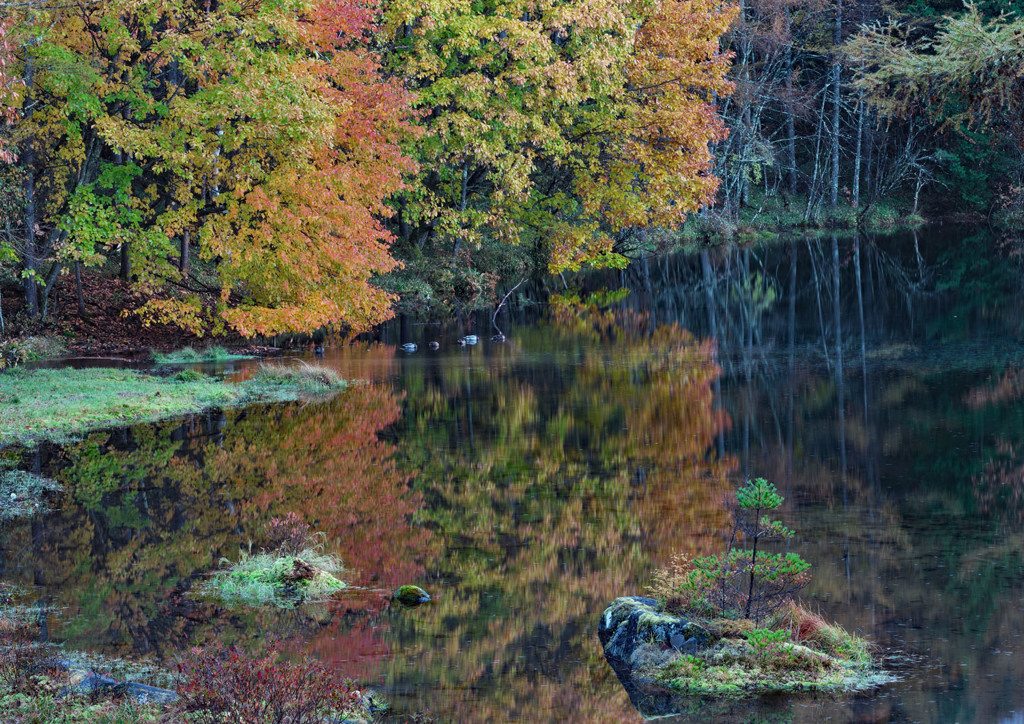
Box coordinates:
[394,585,431,606]
[600,597,883,697]
[599,597,716,664]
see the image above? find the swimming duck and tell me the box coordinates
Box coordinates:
[491,333,506,343]
[461,335,479,345]
[400,343,418,352]
[428,341,440,350]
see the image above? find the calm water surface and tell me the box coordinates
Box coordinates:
[3,227,1024,723]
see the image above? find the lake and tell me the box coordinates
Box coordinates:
[2,226,1024,722]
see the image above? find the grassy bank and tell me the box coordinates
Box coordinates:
[675,192,927,246]
[0,363,346,448]
[151,345,251,365]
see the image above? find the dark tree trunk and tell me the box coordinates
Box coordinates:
[179,229,190,273]
[75,262,86,317]
[22,49,39,317]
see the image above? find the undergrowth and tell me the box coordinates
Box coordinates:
[176,644,365,724]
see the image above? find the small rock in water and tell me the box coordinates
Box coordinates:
[394,585,431,606]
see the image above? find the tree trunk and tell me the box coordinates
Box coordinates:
[852,95,864,210]
[829,0,842,209]
[785,4,798,195]
[39,262,62,322]
[120,242,131,281]
[22,47,39,318]
[179,229,190,273]
[75,262,86,317]
[453,161,468,260]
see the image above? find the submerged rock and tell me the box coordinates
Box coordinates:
[394,585,431,606]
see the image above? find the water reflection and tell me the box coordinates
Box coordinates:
[0,385,424,687]
[2,227,1024,722]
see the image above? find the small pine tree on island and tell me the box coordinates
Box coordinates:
[601,478,885,697]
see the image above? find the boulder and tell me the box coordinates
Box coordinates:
[599,597,715,666]
[394,585,431,606]
[58,660,178,704]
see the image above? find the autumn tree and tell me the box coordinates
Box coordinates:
[0,0,413,335]
[849,5,1024,148]
[382,0,736,280]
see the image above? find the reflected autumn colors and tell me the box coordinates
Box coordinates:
[4,227,1024,722]
[0,384,425,686]
[373,301,732,721]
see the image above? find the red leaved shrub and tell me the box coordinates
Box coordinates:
[176,644,358,724]
[263,513,315,555]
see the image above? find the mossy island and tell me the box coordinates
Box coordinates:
[199,514,348,609]
[601,479,885,699]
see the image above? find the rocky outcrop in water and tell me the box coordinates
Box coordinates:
[598,596,715,669]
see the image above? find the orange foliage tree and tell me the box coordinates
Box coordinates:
[1,0,414,334]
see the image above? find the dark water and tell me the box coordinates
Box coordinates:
[4,227,1024,723]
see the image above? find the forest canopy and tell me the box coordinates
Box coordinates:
[0,0,736,336]
[3,0,1023,341]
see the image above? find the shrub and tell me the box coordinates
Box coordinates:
[263,513,316,556]
[176,644,359,724]
[744,628,788,663]
[0,615,56,694]
[1,337,67,370]
[652,478,811,623]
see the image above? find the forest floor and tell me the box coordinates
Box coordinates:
[0,266,281,359]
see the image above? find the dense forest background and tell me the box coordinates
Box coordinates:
[0,0,1022,346]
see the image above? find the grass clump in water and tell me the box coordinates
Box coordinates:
[151,345,247,364]
[643,603,881,695]
[200,515,346,608]
[248,361,345,394]
[203,550,347,608]
[0,363,346,448]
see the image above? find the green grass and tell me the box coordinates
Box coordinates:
[151,345,249,364]
[199,548,347,608]
[636,604,882,696]
[672,191,926,247]
[0,363,347,448]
